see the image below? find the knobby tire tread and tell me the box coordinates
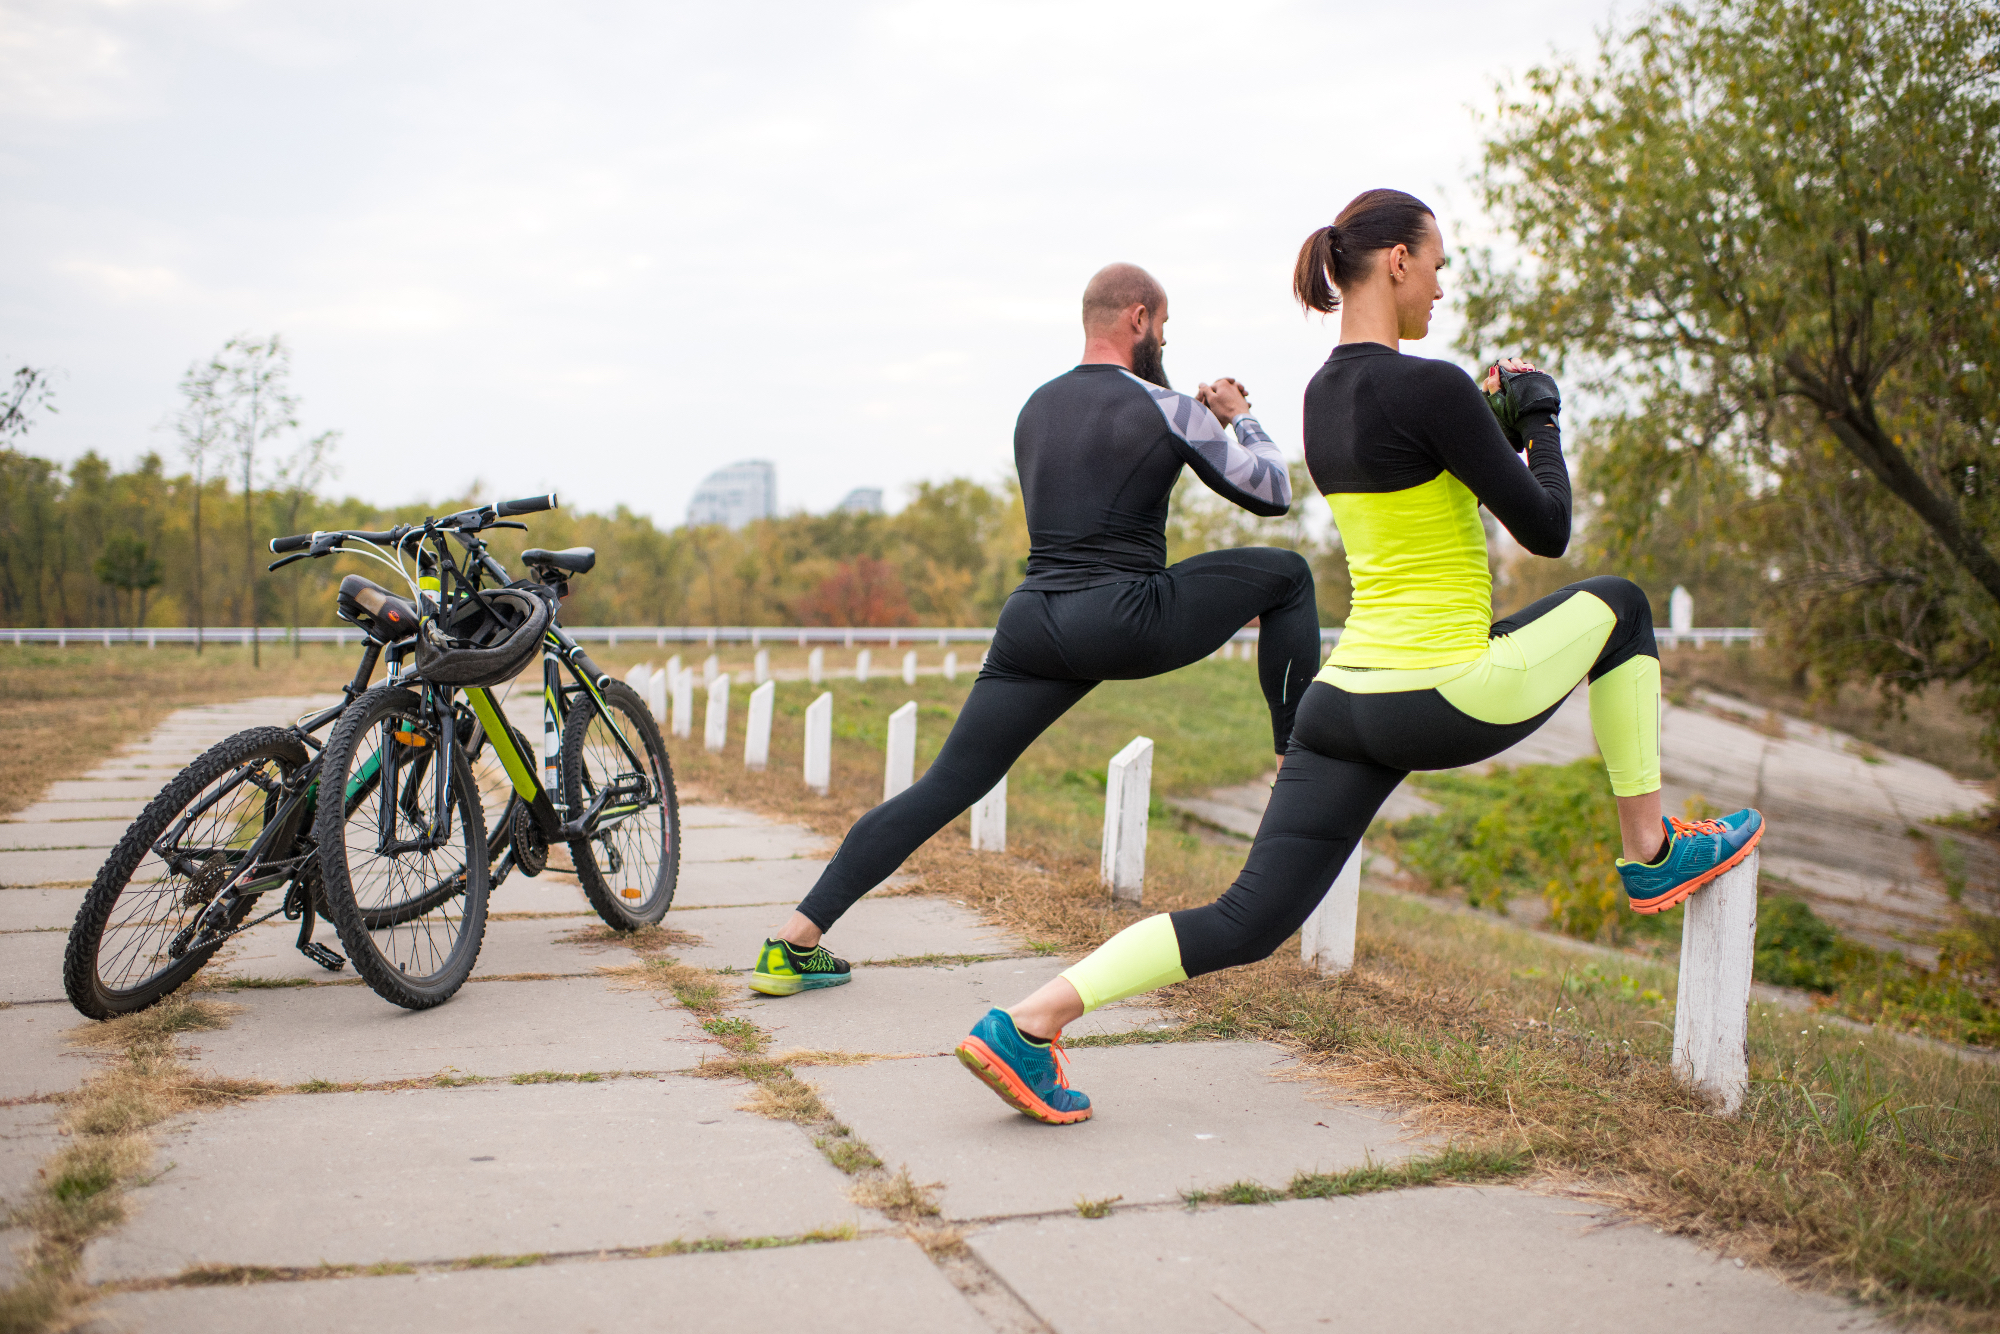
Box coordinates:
[562,679,678,931]
[313,685,489,1010]
[63,726,309,1020]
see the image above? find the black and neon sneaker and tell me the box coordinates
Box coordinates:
[749,938,852,996]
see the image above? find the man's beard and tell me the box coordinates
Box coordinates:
[1130,331,1170,389]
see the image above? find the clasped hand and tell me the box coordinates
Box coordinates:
[1196,377,1251,425]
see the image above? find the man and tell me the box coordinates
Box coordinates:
[750,262,1321,995]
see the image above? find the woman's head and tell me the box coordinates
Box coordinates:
[1293,190,1444,339]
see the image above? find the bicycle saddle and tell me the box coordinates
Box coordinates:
[337,575,420,642]
[521,546,596,575]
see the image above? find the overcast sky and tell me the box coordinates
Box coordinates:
[3,0,1613,525]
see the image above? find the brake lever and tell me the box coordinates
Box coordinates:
[267,553,310,572]
[488,521,528,531]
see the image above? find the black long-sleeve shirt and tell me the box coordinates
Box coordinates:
[1014,363,1291,592]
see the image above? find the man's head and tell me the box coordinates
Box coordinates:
[1081,263,1170,387]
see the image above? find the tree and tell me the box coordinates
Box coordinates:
[93,535,163,634]
[170,357,227,654]
[1462,0,2000,746]
[212,334,299,667]
[270,429,339,654]
[1,366,57,447]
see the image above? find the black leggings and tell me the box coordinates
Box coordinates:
[1166,575,1658,976]
[796,547,1320,931]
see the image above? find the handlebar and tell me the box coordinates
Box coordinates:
[268,494,556,562]
[270,533,312,554]
[496,493,558,517]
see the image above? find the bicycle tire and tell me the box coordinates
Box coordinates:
[562,679,678,929]
[64,727,310,1019]
[314,685,489,1009]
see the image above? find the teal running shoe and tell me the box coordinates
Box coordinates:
[954,1007,1092,1124]
[748,938,851,996]
[1616,810,1765,914]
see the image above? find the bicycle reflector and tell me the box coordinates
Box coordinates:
[414,585,555,688]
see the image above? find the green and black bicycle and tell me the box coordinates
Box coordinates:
[63,495,678,1017]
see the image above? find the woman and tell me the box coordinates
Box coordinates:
[955,190,1764,1124]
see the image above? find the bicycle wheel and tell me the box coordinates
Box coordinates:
[315,685,489,1009]
[562,679,678,929]
[64,727,309,1019]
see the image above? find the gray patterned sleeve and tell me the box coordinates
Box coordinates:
[1122,370,1292,517]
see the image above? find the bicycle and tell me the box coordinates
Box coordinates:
[301,502,679,1008]
[60,496,599,1017]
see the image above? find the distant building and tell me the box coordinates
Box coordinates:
[836,487,883,515]
[686,460,777,530]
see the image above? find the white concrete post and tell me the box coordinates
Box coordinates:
[1301,843,1363,975]
[808,647,825,684]
[1222,641,1235,660]
[671,669,694,739]
[971,775,1007,852]
[803,691,832,794]
[1101,736,1154,903]
[1672,850,1759,1115]
[754,648,771,685]
[704,674,730,753]
[744,680,775,770]
[1670,585,1694,636]
[703,654,720,687]
[902,650,917,685]
[884,701,917,801]
[666,654,682,685]
[800,688,832,792]
[647,668,668,724]
[856,649,871,682]
[625,661,652,693]
[943,651,958,682]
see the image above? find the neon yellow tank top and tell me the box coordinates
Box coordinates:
[1325,472,1492,669]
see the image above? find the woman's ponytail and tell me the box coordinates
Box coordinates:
[1293,189,1436,313]
[1292,225,1342,313]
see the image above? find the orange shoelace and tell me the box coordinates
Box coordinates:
[1050,1038,1073,1089]
[1667,814,1727,838]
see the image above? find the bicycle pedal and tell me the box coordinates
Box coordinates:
[299,942,347,972]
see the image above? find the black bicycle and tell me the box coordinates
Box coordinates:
[61,495,673,1017]
[298,503,679,1008]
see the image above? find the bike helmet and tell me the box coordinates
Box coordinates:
[414,583,555,688]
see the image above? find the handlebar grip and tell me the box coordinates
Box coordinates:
[495,493,558,517]
[270,533,313,554]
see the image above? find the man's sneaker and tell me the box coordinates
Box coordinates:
[1617,810,1765,914]
[954,1007,1092,1125]
[749,939,851,996]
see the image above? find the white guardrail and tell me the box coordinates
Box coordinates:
[3,624,1763,650]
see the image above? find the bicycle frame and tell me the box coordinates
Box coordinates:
[459,618,653,845]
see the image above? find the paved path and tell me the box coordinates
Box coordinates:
[1171,686,1995,963]
[2,700,1883,1331]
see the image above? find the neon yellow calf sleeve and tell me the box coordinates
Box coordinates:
[1588,654,1662,796]
[1060,913,1187,1013]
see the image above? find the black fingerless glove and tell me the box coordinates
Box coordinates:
[1484,365,1562,451]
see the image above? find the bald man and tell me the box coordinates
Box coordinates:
[749,263,1320,997]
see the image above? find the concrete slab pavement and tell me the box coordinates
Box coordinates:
[86,1079,865,1281]
[0,886,84,932]
[184,977,709,1084]
[0,931,67,1004]
[0,821,132,851]
[2,800,147,824]
[969,1187,1880,1333]
[0,1005,100,1100]
[807,1042,1412,1219]
[0,694,1895,1334]
[99,1236,990,1334]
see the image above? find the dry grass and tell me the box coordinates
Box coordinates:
[4,995,265,1332]
[849,1165,943,1222]
[0,643,359,816]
